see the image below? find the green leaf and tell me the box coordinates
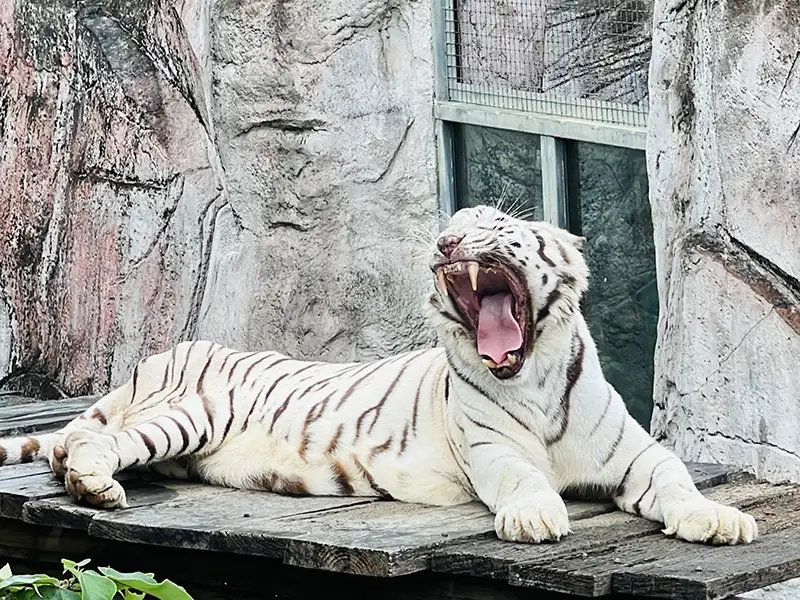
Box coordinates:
[60,562,116,600]
[0,564,12,581]
[0,574,60,591]
[98,569,193,600]
[3,588,37,600]
[96,571,155,587]
[121,590,145,600]
[36,587,82,600]
[76,571,116,600]
[60,559,89,577]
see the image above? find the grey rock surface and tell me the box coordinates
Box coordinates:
[648,0,800,483]
[0,0,438,394]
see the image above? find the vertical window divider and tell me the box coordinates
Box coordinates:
[435,121,457,217]
[432,0,457,219]
[540,135,568,228]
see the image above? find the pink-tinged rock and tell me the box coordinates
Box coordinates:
[0,0,438,396]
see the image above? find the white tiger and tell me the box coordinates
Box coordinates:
[0,206,756,545]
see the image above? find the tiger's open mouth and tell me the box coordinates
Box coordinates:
[434,260,530,379]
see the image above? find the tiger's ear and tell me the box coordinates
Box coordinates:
[565,233,586,251]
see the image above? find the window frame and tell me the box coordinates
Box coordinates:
[430,0,648,225]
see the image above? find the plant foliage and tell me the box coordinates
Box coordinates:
[0,560,193,600]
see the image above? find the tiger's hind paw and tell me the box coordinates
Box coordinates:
[663,498,758,545]
[65,471,128,509]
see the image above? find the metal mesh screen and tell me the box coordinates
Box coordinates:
[442,0,652,128]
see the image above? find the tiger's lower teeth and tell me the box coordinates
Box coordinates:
[481,354,518,369]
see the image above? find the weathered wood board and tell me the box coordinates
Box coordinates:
[613,528,800,600]
[507,483,800,598]
[2,399,800,598]
[0,396,96,436]
[1,458,796,599]
[0,462,748,580]
[430,463,752,580]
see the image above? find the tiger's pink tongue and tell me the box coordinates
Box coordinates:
[477,293,523,364]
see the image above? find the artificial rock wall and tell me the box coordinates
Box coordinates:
[648,0,800,483]
[0,0,439,396]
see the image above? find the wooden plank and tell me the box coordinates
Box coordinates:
[0,393,60,407]
[80,484,376,552]
[613,528,800,600]
[684,462,752,489]
[0,451,750,582]
[612,496,800,599]
[508,483,800,597]
[86,482,248,549]
[22,475,178,530]
[213,497,614,578]
[0,462,52,481]
[0,396,96,435]
[23,480,612,578]
[0,472,67,519]
[431,509,656,580]
[431,462,748,580]
[259,501,493,577]
[0,518,581,600]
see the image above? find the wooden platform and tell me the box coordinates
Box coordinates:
[1,398,800,600]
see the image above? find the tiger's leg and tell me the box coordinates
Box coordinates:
[467,434,570,543]
[62,393,219,508]
[47,387,130,477]
[0,389,123,477]
[609,415,757,545]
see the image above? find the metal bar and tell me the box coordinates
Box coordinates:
[432,0,457,218]
[435,119,457,217]
[449,82,648,129]
[540,136,568,228]
[431,0,449,101]
[435,101,646,150]
[442,0,458,91]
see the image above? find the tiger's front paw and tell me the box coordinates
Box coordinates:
[62,430,126,509]
[65,471,128,509]
[494,492,571,543]
[663,498,758,545]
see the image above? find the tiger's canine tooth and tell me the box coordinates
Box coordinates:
[467,262,479,291]
[436,270,448,296]
[507,353,517,366]
[482,357,498,368]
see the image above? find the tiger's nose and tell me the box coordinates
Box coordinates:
[437,234,464,257]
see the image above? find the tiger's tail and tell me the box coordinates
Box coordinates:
[0,432,61,466]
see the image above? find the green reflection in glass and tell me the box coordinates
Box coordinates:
[451,125,656,430]
[567,141,657,429]
[453,124,544,220]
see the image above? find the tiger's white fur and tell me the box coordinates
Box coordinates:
[0,206,757,545]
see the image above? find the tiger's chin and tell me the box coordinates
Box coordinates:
[433,258,532,380]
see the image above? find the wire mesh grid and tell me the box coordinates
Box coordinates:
[442,0,651,128]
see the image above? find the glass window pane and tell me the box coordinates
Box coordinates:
[567,141,657,429]
[453,124,544,221]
